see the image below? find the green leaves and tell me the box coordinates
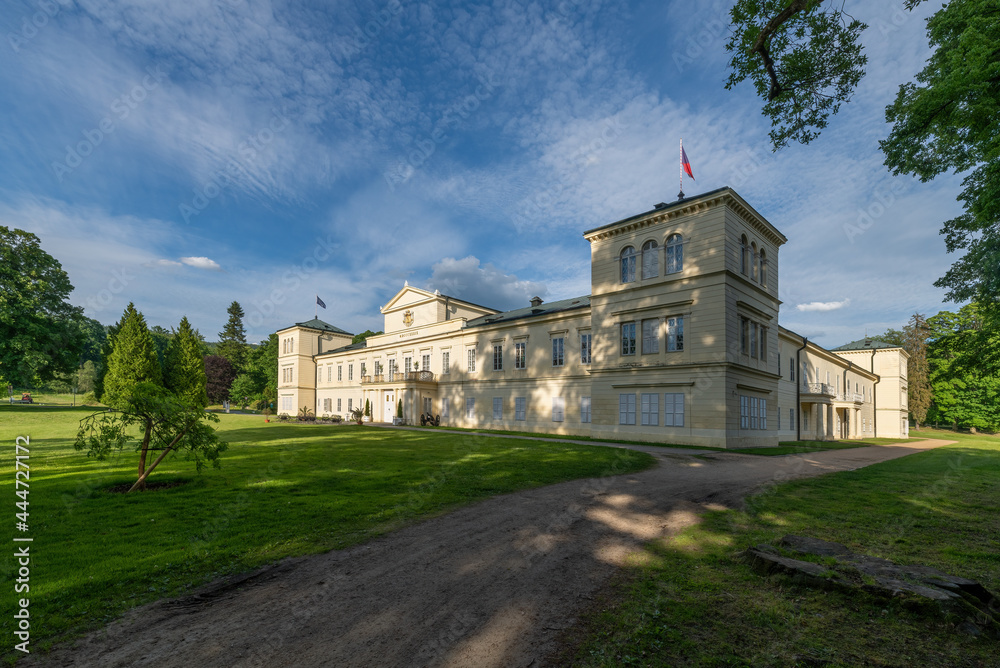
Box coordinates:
[163,316,209,408]
[101,303,162,409]
[0,226,86,387]
[726,0,868,149]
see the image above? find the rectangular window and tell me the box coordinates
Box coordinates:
[323,398,331,412]
[348,398,353,412]
[760,327,767,362]
[581,333,592,364]
[803,410,809,432]
[640,393,659,426]
[581,396,591,423]
[348,364,353,381]
[619,393,636,425]
[777,406,781,430]
[515,397,526,421]
[760,398,768,430]
[552,337,564,366]
[422,354,430,371]
[466,397,475,419]
[493,345,503,371]
[750,323,758,359]
[740,317,748,354]
[790,408,794,430]
[442,397,450,418]
[740,395,749,429]
[467,349,476,373]
[515,342,526,369]
[336,398,341,412]
[404,357,412,373]
[750,396,759,429]
[666,316,684,352]
[552,396,565,422]
[642,319,659,354]
[388,359,397,380]
[621,322,636,356]
[790,357,795,381]
[281,396,293,411]
[664,393,685,427]
[442,351,450,374]
[337,365,342,381]
[493,397,503,420]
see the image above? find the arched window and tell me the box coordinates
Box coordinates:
[641,240,658,279]
[751,242,759,281]
[666,234,683,273]
[620,246,636,283]
[740,235,748,275]
[759,249,767,287]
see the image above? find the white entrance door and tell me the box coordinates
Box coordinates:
[384,392,395,422]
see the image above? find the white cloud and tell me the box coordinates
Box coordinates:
[180,256,222,271]
[426,256,548,312]
[149,259,183,267]
[796,299,851,313]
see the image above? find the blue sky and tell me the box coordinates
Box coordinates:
[0,0,964,347]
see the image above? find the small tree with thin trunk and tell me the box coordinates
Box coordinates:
[75,382,226,492]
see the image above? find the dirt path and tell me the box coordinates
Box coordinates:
[27,438,953,668]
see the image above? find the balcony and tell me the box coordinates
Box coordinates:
[801,383,836,397]
[837,392,865,403]
[361,371,436,385]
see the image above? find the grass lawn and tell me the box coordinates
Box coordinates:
[566,428,1000,667]
[0,405,654,660]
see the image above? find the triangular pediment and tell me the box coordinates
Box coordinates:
[381,285,440,313]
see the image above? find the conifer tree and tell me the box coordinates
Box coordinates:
[218,301,248,371]
[163,316,209,408]
[903,313,932,430]
[102,303,162,408]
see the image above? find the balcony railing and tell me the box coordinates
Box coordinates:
[361,371,436,384]
[802,383,836,396]
[837,392,865,403]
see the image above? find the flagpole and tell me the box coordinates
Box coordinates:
[678,138,684,200]
[315,295,318,319]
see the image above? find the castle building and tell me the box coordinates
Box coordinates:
[276,187,909,447]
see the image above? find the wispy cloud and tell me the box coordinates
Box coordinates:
[180,256,222,271]
[797,299,851,313]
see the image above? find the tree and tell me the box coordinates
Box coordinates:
[352,329,383,345]
[228,334,278,409]
[727,1,1000,305]
[218,301,248,371]
[0,226,87,387]
[163,316,209,408]
[926,304,1000,431]
[364,398,371,419]
[902,313,932,429]
[102,304,162,409]
[149,325,173,369]
[94,314,124,403]
[725,0,869,148]
[204,355,237,404]
[75,360,98,393]
[75,382,227,492]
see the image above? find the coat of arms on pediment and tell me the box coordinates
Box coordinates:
[403,310,414,327]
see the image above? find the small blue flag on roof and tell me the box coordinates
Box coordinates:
[316,295,326,309]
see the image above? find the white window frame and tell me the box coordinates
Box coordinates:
[551,337,565,367]
[581,396,591,423]
[619,393,636,425]
[642,319,659,355]
[466,397,475,419]
[666,233,683,274]
[640,393,659,426]
[493,397,503,420]
[581,334,591,365]
[442,351,450,374]
[515,342,526,369]
[664,393,684,427]
[552,396,565,422]
[467,349,476,373]
[666,316,684,352]
[515,397,526,421]
[621,322,636,356]
[493,345,503,371]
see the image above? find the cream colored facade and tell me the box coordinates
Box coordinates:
[276,187,910,448]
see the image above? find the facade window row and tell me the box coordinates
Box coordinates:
[620,234,684,283]
[621,316,684,356]
[739,234,768,288]
[618,392,685,426]
[740,316,767,360]
[739,395,767,430]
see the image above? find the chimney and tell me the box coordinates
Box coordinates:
[529,296,543,308]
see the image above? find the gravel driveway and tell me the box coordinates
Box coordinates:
[27,437,952,668]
